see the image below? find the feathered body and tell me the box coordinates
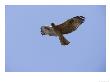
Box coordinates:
[41,16,85,45]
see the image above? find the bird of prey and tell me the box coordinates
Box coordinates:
[41,16,85,45]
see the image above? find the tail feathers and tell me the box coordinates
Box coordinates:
[59,35,70,45]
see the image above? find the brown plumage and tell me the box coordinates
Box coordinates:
[41,16,85,45]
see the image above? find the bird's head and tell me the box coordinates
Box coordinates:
[51,23,56,27]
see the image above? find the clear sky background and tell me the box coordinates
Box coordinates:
[5,5,106,72]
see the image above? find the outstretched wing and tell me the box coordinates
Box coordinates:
[54,16,85,34]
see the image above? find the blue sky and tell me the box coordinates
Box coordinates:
[5,5,106,72]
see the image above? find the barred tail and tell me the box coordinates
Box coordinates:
[59,35,70,45]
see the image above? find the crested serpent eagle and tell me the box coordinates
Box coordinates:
[41,16,85,45]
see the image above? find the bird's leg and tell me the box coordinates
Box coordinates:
[59,35,70,45]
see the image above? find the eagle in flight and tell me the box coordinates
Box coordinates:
[41,16,85,45]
